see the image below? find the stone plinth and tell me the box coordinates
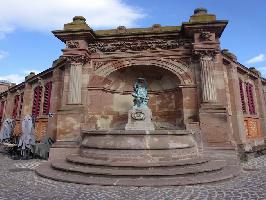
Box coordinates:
[125,107,155,131]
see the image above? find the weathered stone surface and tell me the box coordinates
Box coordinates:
[125,108,155,131]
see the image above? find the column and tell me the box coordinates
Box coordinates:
[200,55,217,103]
[68,62,82,104]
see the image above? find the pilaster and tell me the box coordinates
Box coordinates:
[200,54,217,103]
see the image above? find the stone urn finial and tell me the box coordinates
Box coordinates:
[73,16,86,23]
[194,8,208,15]
[190,8,216,22]
[63,16,91,30]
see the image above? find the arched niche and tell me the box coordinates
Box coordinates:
[87,62,190,130]
[93,58,194,85]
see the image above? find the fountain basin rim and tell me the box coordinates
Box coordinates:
[81,129,192,136]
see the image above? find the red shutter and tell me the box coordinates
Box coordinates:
[32,86,43,116]
[0,101,5,123]
[19,92,24,117]
[43,82,52,115]
[12,95,20,119]
[246,83,256,115]
[239,79,246,113]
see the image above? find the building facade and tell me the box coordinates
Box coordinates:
[0,8,266,158]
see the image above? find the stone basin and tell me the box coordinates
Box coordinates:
[79,129,199,160]
[81,130,196,150]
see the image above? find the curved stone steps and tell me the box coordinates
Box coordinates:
[36,162,241,186]
[51,159,227,176]
[79,148,198,160]
[66,154,210,167]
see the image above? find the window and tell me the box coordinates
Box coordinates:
[32,85,43,117]
[0,101,5,123]
[246,83,256,115]
[239,79,246,113]
[12,95,20,118]
[43,82,52,115]
[18,92,24,117]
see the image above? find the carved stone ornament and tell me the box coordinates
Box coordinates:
[92,61,108,71]
[193,50,217,59]
[167,57,191,67]
[199,32,213,41]
[66,41,80,49]
[131,110,146,120]
[65,55,89,64]
[87,38,188,53]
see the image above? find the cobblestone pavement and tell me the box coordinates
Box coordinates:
[0,153,266,200]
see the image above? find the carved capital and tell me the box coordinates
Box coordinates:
[64,55,89,65]
[193,50,217,60]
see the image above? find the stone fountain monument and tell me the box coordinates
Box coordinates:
[36,79,240,186]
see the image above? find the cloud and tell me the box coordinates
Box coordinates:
[255,66,266,76]
[0,51,8,60]
[246,54,266,64]
[0,69,41,84]
[0,74,25,84]
[0,0,144,38]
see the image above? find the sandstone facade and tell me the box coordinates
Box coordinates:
[0,9,265,158]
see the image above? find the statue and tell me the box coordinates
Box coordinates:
[132,78,149,108]
[126,78,155,131]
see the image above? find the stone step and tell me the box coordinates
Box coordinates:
[66,154,210,167]
[51,159,227,176]
[36,162,241,186]
[79,148,198,161]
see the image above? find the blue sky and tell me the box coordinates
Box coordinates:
[0,0,265,83]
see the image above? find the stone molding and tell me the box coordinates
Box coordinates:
[92,58,194,85]
[87,38,189,53]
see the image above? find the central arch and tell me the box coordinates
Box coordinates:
[93,58,194,85]
[87,58,197,130]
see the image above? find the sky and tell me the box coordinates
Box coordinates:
[0,0,265,83]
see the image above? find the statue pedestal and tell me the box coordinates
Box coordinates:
[125,107,155,131]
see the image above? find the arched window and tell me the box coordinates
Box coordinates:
[32,85,43,117]
[43,82,52,115]
[18,92,24,117]
[239,79,246,113]
[0,101,5,123]
[246,82,256,115]
[12,95,20,118]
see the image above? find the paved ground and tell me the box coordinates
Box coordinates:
[0,152,266,200]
